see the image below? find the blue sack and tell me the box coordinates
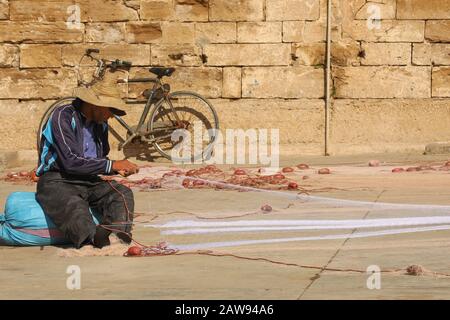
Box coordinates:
[0,192,100,246]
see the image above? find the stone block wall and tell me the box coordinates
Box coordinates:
[0,0,449,156]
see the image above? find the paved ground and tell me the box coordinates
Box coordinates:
[1,152,450,299]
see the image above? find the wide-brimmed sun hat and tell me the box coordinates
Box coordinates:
[73,71,127,116]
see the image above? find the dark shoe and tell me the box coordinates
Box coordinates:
[117,232,132,244]
[93,226,111,248]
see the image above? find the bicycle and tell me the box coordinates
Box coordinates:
[37,48,219,163]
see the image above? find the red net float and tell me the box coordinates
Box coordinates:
[296,164,309,170]
[282,167,294,173]
[273,173,285,180]
[318,168,331,174]
[193,179,205,186]
[234,169,247,176]
[126,246,142,256]
[392,167,404,173]
[182,179,191,188]
[288,182,299,190]
[261,204,273,213]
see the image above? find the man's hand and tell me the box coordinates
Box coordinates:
[112,160,139,177]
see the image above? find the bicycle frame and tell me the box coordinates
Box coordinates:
[113,77,182,151]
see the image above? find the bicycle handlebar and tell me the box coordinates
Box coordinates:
[79,49,133,86]
[109,59,132,70]
[84,49,132,69]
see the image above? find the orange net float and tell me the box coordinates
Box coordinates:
[123,242,178,257]
[318,168,331,175]
[282,167,294,173]
[3,170,38,183]
[288,182,299,190]
[260,204,273,213]
[233,169,247,176]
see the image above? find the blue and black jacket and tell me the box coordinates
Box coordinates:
[36,100,114,177]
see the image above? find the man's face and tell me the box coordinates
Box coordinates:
[91,105,114,123]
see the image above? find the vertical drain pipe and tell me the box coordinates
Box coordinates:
[324,0,332,156]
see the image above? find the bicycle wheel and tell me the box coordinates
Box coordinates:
[37,97,75,152]
[148,91,219,163]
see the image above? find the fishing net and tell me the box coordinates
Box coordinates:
[4,160,450,277]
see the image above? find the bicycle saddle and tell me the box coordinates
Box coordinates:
[149,67,176,78]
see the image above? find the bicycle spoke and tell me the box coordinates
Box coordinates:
[149,92,218,162]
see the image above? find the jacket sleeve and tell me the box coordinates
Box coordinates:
[51,107,114,176]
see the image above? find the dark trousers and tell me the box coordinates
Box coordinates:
[36,171,134,248]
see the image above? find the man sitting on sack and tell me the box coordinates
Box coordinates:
[36,73,139,249]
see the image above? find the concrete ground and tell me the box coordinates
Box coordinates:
[1,152,450,299]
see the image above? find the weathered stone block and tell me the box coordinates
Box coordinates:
[432,67,450,97]
[0,0,8,20]
[0,45,19,67]
[0,100,58,151]
[242,67,324,98]
[425,20,450,42]
[124,0,140,10]
[0,68,76,99]
[128,67,222,98]
[10,0,138,22]
[211,98,325,154]
[292,41,359,66]
[141,0,173,21]
[284,20,340,43]
[20,44,62,68]
[141,0,209,24]
[334,66,431,98]
[413,43,450,66]
[168,66,222,98]
[126,22,162,43]
[195,22,236,44]
[361,43,411,66]
[397,0,450,19]
[210,0,264,21]
[86,23,126,43]
[332,41,361,66]
[283,21,305,43]
[0,22,84,43]
[62,44,151,66]
[330,99,450,154]
[151,44,203,66]
[174,0,209,21]
[343,20,424,42]
[237,22,282,43]
[292,43,324,66]
[161,22,195,43]
[204,44,291,66]
[266,0,320,21]
[319,0,344,27]
[222,67,241,98]
[352,0,396,20]
[412,43,431,66]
